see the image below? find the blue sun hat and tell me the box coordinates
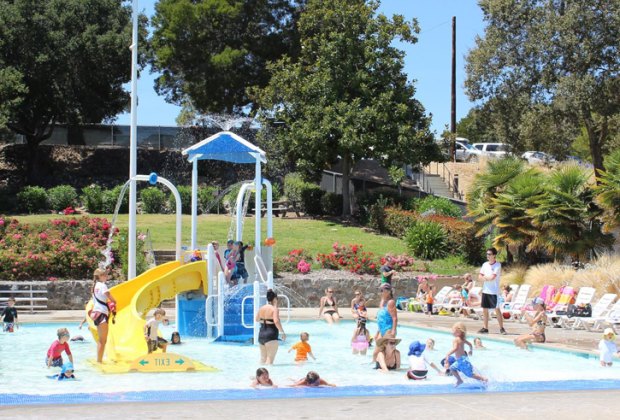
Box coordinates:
[408,340,426,357]
[61,362,74,374]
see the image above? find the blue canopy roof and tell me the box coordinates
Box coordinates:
[182,131,266,164]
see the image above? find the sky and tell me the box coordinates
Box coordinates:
[115,0,485,135]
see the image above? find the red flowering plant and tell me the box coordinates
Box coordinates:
[380,254,419,271]
[274,249,314,273]
[0,217,114,280]
[316,242,379,274]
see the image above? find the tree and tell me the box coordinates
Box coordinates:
[528,163,614,260]
[595,149,620,232]
[465,0,620,174]
[254,0,440,216]
[150,0,303,115]
[0,0,143,182]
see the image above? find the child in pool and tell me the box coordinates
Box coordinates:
[426,338,436,351]
[406,340,442,380]
[599,328,620,367]
[291,371,335,387]
[1,297,18,332]
[251,367,277,388]
[55,362,76,381]
[46,328,74,368]
[288,332,316,362]
[444,322,487,387]
[351,319,371,355]
[474,337,486,349]
[144,308,168,354]
[171,331,182,345]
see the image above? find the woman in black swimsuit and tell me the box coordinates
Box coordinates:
[256,289,286,364]
[318,288,341,324]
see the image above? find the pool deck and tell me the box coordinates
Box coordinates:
[4,308,620,419]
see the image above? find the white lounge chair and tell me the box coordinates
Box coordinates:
[503,284,532,320]
[558,293,616,330]
[431,286,453,312]
[583,300,620,332]
[549,287,596,325]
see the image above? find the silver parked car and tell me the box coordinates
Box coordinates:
[454,139,483,162]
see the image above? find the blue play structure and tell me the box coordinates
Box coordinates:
[174,131,285,344]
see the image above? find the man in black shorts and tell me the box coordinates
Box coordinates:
[478,248,507,335]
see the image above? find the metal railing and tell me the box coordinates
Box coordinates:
[421,162,464,201]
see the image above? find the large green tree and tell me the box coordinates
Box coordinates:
[254,0,440,216]
[150,0,303,115]
[0,0,141,182]
[465,0,620,174]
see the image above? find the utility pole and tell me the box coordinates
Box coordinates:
[450,16,457,162]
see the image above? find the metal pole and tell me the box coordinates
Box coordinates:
[128,0,139,280]
[450,16,457,162]
[191,159,198,250]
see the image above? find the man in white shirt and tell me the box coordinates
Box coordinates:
[478,247,507,335]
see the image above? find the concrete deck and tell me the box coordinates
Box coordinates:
[4,308,619,419]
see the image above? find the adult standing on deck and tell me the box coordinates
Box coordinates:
[380,256,397,285]
[478,248,507,335]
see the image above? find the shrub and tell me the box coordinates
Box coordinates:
[368,195,388,232]
[81,185,104,214]
[102,185,129,214]
[0,216,113,280]
[316,243,379,274]
[274,248,314,273]
[47,185,78,212]
[415,196,463,217]
[384,207,417,237]
[405,220,448,260]
[321,192,342,216]
[141,187,166,214]
[283,173,306,204]
[172,185,192,214]
[425,214,485,264]
[17,186,48,213]
[112,228,148,280]
[198,185,219,213]
[300,184,324,216]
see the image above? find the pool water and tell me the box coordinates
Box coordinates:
[1,320,620,405]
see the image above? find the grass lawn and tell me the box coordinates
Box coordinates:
[11,214,407,258]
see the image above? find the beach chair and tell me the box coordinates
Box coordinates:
[435,289,465,315]
[583,300,620,332]
[549,287,595,325]
[427,286,452,314]
[558,293,616,330]
[546,286,575,313]
[505,284,532,320]
[463,287,483,319]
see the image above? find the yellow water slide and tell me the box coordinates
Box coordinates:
[86,260,208,364]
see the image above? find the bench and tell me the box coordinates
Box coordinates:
[0,282,49,313]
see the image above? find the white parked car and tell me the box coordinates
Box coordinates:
[472,142,508,158]
[454,139,483,162]
[522,151,556,165]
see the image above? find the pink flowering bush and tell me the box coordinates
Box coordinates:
[0,216,114,280]
[274,249,314,273]
[316,242,379,275]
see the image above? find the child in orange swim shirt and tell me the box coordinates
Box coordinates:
[288,332,316,362]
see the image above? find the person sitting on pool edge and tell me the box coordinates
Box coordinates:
[291,371,335,387]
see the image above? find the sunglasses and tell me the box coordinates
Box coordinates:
[387,341,396,345]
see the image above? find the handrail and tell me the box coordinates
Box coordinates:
[241,295,254,328]
[421,162,464,200]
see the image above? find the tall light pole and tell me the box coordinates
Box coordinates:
[128,0,139,280]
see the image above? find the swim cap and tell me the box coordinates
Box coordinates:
[61,362,74,374]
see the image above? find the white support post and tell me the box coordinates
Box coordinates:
[253,280,260,346]
[262,179,273,240]
[254,158,262,257]
[127,0,139,280]
[217,272,225,338]
[191,158,198,250]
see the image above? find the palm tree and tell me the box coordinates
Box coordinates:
[528,162,614,261]
[467,156,526,261]
[491,169,545,263]
[595,149,620,232]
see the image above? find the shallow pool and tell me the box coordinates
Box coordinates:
[2,320,620,405]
